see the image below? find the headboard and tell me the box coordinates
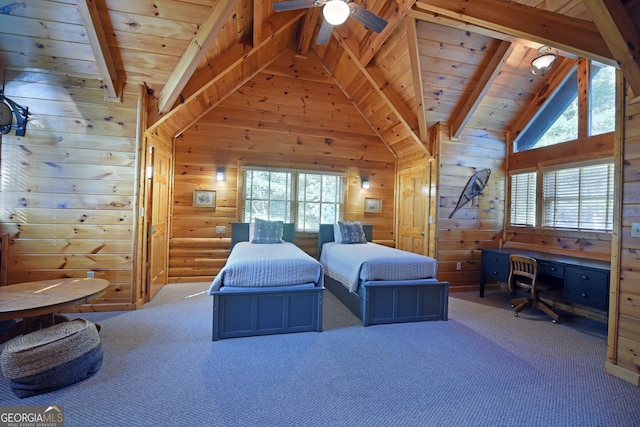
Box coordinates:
[317,223,373,257]
[231,222,295,248]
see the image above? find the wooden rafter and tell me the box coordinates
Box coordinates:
[450,40,515,139]
[156,0,242,115]
[253,0,264,46]
[296,8,322,57]
[404,16,429,145]
[320,32,428,156]
[413,0,615,67]
[146,15,301,139]
[335,0,417,67]
[77,0,121,100]
[583,0,640,101]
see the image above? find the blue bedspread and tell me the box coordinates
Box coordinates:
[208,242,324,294]
[320,242,438,292]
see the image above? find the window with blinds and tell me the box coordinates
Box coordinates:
[241,167,344,232]
[510,172,537,227]
[242,169,294,223]
[542,163,614,231]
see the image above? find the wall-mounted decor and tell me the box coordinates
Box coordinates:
[449,168,491,218]
[364,198,382,213]
[193,190,216,207]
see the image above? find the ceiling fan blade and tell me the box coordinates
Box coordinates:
[273,0,321,12]
[315,18,334,45]
[350,4,388,33]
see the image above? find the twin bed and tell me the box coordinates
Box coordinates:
[209,220,448,340]
[208,222,324,341]
[318,223,449,326]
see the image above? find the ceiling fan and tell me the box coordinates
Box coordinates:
[273,0,388,45]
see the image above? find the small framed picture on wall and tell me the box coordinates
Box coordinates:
[193,190,216,207]
[364,198,382,213]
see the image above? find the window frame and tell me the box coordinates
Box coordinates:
[240,166,346,232]
[508,159,614,234]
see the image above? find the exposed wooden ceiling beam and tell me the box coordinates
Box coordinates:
[77,0,121,100]
[326,32,429,156]
[334,0,417,67]
[296,8,321,57]
[146,15,301,139]
[507,58,578,145]
[253,0,264,46]
[156,0,241,115]
[413,0,615,67]
[451,40,515,139]
[583,0,640,101]
[405,16,430,146]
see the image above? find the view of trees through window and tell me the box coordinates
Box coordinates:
[242,168,344,232]
[515,62,615,152]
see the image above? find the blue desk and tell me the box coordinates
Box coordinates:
[480,247,611,314]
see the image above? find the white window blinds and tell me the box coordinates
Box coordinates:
[542,163,614,231]
[510,172,537,227]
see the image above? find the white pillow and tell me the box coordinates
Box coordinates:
[333,223,342,243]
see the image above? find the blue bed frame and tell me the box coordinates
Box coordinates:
[318,224,449,326]
[211,223,324,341]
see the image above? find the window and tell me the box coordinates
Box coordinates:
[542,163,614,231]
[510,172,537,227]
[242,167,344,232]
[242,169,294,223]
[589,63,615,136]
[297,173,344,232]
[514,61,615,152]
[510,162,614,232]
[515,69,578,151]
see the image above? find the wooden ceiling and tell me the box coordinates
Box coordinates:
[1,0,639,156]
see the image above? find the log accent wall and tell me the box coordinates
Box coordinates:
[168,52,396,283]
[0,71,141,310]
[435,124,506,292]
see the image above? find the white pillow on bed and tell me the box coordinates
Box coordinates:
[337,221,367,244]
[333,223,342,243]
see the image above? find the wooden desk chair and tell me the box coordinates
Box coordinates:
[508,254,560,323]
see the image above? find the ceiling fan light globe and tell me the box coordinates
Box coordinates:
[323,0,350,25]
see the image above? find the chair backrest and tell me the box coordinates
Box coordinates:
[508,255,537,294]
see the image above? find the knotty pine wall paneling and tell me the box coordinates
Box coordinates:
[168,53,396,283]
[0,70,141,310]
[436,124,506,292]
[607,77,640,385]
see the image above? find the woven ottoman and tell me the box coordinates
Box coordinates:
[0,318,103,398]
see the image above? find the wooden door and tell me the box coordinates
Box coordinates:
[398,165,432,256]
[147,148,171,301]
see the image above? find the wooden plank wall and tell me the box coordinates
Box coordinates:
[435,124,506,291]
[168,52,397,283]
[504,134,614,261]
[0,70,141,309]
[609,81,640,383]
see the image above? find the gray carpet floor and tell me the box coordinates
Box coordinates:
[1,282,640,427]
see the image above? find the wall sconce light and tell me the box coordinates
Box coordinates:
[323,0,350,26]
[216,168,225,182]
[530,46,558,76]
[361,178,370,190]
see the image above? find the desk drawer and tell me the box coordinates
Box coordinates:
[565,267,609,312]
[482,252,510,283]
[537,261,564,278]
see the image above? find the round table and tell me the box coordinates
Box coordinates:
[0,278,109,343]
